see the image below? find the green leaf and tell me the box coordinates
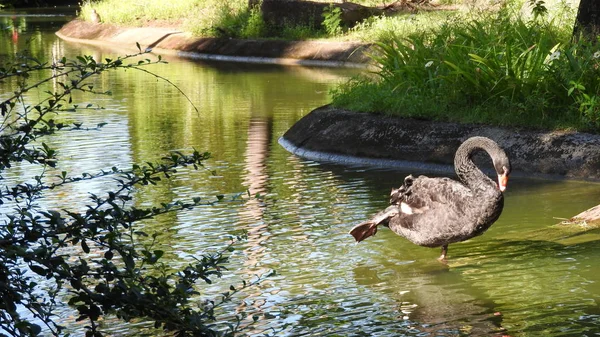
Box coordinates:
[30,324,42,335]
[30,265,47,276]
[81,239,90,254]
[124,255,135,269]
[104,250,113,260]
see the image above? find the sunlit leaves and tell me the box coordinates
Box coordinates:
[0,51,269,337]
[333,8,600,130]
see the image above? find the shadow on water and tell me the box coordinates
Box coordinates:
[294,233,600,336]
[349,261,508,336]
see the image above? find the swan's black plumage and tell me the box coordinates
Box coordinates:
[350,136,511,260]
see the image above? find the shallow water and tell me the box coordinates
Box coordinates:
[2,8,600,337]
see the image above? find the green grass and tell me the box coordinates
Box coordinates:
[79,0,464,41]
[80,0,324,39]
[332,4,600,132]
[80,0,200,24]
[80,0,600,132]
[344,10,461,42]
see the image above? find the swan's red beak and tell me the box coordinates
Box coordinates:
[497,173,508,192]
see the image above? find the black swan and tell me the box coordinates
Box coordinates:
[349,136,511,261]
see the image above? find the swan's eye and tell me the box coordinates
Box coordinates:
[502,166,510,175]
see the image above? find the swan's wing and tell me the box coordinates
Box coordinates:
[351,176,473,242]
[391,176,473,229]
[409,176,472,207]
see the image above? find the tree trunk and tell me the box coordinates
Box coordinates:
[573,0,600,40]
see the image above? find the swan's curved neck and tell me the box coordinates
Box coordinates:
[454,137,501,190]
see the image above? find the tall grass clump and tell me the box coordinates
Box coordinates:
[346,11,460,42]
[333,6,600,132]
[240,5,267,38]
[322,4,344,36]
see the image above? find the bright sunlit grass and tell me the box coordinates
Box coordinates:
[331,4,600,132]
[79,0,600,132]
[80,0,201,25]
[79,0,463,41]
[343,10,460,42]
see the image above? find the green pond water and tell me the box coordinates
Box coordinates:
[2,8,600,337]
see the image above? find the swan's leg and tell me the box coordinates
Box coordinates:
[438,244,448,261]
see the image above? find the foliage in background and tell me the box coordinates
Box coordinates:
[240,5,267,38]
[0,48,272,336]
[345,10,459,42]
[78,0,573,43]
[322,5,344,36]
[78,0,463,41]
[77,0,598,131]
[181,0,251,38]
[79,0,325,40]
[332,2,600,131]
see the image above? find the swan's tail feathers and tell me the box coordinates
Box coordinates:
[404,174,415,187]
[350,206,399,243]
[390,175,414,205]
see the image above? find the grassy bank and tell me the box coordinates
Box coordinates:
[78,0,600,132]
[332,3,600,133]
[79,0,462,41]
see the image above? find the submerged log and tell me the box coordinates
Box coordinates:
[563,205,600,228]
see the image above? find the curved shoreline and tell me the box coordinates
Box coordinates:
[55,20,371,68]
[278,136,571,182]
[278,136,458,174]
[279,105,600,182]
[56,19,600,223]
[56,20,600,182]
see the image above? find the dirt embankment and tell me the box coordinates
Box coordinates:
[55,20,371,68]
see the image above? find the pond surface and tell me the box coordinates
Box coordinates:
[3,8,600,337]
